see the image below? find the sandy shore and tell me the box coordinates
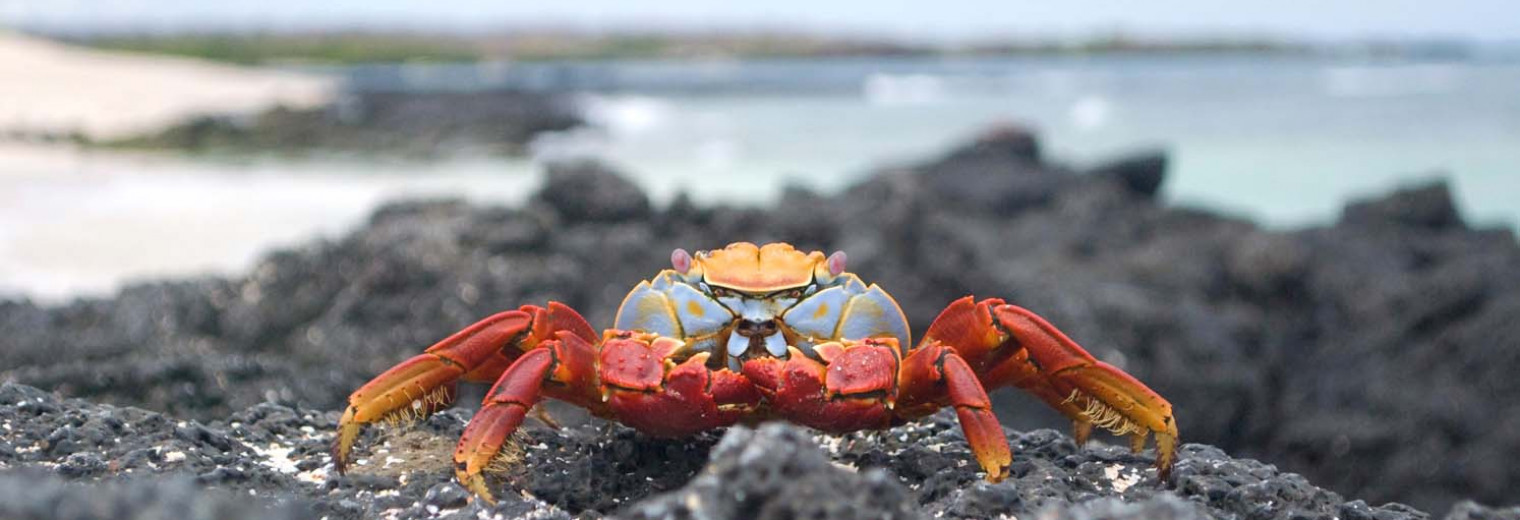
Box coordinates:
[0,32,335,141]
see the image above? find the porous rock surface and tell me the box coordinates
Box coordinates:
[3,126,1519,516]
[5,380,1494,520]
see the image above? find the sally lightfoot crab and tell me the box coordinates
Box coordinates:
[332,242,1178,502]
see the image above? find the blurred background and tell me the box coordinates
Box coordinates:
[3,0,1518,300]
[2,0,1518,516]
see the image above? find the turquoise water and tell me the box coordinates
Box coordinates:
[333,54,1520,228]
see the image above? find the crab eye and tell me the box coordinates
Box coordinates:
[827,251,847,276]
[671,248,692,274]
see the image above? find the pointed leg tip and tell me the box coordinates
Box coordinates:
[332,410,360,475]
[458,471,497,505]
[1155,459,1175,486]
[1153,430,1178,484]
[1072,420,1094,447]
[984,465,1011,483]
[330,448,348,475]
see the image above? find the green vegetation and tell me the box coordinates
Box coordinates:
[82,33,482,64]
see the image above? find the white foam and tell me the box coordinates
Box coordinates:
[1068,95,1112,131]
[863,73,946,106]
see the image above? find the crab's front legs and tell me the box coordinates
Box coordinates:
[453,328,605,501]
[924,297,1179,480]
[332,302,597,473]
[895,342,1014,481]
[457,332,761,503]
[740,339,1013,482]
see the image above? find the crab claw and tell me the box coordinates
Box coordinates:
[990,303,1179,480]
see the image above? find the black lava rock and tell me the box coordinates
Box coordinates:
[0,471,302,520]
[0,381,1448,520]
[1340,180,1464,230]
[1086,150,1167,198]
[622,423,917,520]
[533,160,654,223]
[104,90,582,157]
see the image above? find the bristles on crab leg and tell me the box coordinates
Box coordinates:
[379,384,457,429]
[1062,389,1145,437]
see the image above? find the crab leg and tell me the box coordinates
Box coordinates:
[453,347,554,502]
[923,297,1178,480]
[460,328,607,503]
[332,302,595,473]
[896,342,1014,481]
[989,303,1178,478]
[458,332,760,503]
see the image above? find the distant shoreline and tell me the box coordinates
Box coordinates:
[41,30,1479,66]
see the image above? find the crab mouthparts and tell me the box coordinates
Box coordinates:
[727,320,787,358]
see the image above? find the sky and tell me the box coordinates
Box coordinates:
[4,0,1518,42]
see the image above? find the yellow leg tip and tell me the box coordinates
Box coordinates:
[458,471,497,505]
[332,407,361,473]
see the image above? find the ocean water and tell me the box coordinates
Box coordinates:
[4,54,1518,301]
[474,55,1518,226]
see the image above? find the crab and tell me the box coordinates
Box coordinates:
[332,242,1178,501]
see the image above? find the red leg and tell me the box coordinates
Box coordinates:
[897,343,1013,481]
[453,328,609,502]
[923,296,1179,480]
[333,302,595,473]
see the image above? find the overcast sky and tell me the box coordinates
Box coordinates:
[5,0,1518,41]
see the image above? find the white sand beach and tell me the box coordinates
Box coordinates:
[0,32,335,141]
[0,34,539,302]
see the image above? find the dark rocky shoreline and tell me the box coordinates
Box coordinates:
[3,126,1518,517]
[101,90,581,157]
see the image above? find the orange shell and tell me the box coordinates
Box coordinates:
[695,242,825,292]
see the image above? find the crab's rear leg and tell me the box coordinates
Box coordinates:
[923,297,1179,480]
[332,302,596,473]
